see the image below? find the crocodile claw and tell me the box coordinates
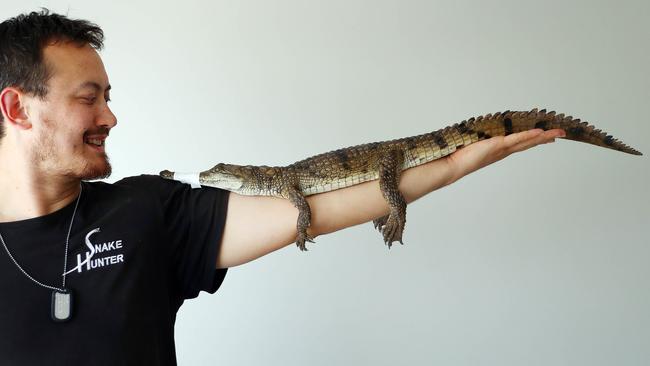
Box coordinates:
[380,214,405,249]
[296,231,315,251]
[373,215,389,231]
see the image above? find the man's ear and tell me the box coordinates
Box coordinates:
[0,87,32,130]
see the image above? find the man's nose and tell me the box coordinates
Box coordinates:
[98,104,117,129]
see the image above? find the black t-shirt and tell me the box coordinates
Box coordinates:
[0,175,229,365]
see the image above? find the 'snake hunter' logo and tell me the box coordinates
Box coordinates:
[64,228,124,275]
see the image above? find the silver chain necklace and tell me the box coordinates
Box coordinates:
[0,184,82,322]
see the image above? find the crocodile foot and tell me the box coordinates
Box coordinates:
[379,214,404,248]
[296,231,315,251]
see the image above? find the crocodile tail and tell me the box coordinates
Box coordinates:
[464,108,642,155]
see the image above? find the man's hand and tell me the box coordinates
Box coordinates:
[217,128,566,268]
[445,128,566,184]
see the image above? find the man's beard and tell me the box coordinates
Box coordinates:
[34,148,113,180]
[78,153,112,180]
[31,126,113,180]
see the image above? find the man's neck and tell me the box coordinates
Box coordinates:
[0,149,81,223]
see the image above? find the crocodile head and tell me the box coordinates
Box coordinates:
[201,163,247,192]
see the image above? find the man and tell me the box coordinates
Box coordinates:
[0,9,563,365]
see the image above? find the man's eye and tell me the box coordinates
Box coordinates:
[82,97,96,104]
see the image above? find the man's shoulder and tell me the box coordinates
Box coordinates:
[89,174,181,191]
[87,174,228,208]
[83,174,181,201]
[112,174,167,187]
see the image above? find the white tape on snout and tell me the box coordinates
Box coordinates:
[174,172,201,189]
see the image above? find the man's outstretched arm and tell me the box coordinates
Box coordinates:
[216,129,565,268]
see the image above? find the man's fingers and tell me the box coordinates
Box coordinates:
[504,128,544,146]
[508,129,565,153]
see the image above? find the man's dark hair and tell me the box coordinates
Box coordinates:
[0,8,104,138]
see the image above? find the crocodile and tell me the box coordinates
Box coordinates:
[160,108,642,251]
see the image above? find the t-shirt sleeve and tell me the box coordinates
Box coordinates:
[116,174,230,300]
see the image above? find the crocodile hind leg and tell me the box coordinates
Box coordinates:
[284,185,315,251]
[375,149,407,248]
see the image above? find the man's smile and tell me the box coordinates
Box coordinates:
[84,134,107,151]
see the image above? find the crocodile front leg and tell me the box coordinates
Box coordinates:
[375,149,407,248]
[283,185,315,251]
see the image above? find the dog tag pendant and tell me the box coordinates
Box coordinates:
[51,288,73,322]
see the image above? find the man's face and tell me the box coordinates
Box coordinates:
[26,41,117,180]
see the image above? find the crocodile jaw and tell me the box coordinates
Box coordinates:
[200,172,245,192]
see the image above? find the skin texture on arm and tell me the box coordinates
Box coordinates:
[216,128,565,268]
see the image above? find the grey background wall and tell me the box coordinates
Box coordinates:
[3,1,649,365]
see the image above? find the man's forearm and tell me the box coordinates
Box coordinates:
[306,157,454,237]
[218,156,454,268]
